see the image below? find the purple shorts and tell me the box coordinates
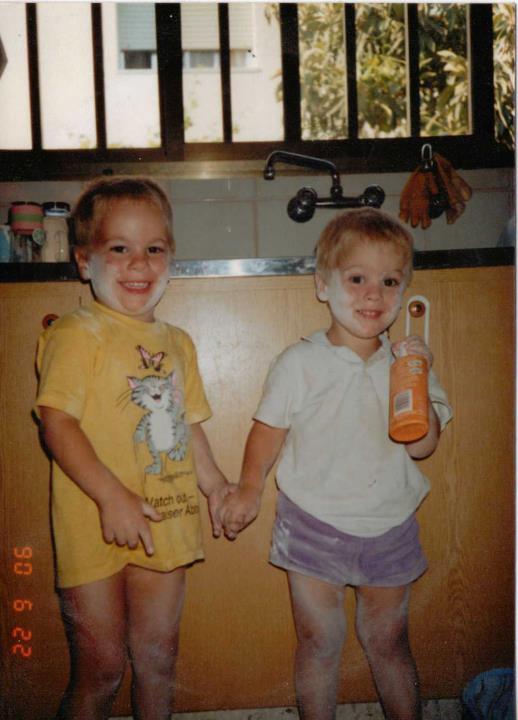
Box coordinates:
[270,493,428,587]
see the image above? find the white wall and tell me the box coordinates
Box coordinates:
[0,167,513,260]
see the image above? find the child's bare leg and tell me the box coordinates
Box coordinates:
[288,571,346,720]
[57,572,127,720]
[354,585,421,720]
[126,565,186,720]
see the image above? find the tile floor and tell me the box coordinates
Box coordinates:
[115,698,462,720]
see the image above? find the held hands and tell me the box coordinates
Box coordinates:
[207,482,238,538]
[219,486,262,540]
[97,481,162,556]
[391,334,433,368]
[208,422,284,540]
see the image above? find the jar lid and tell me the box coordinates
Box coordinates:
[10,202,44,232]
[43,201,71,216]
[11,201,42,208]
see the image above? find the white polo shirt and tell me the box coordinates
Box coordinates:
[254,330,452,537]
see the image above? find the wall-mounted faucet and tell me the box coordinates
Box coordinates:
[263,150,385,223]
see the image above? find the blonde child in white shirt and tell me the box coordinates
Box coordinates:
[221,208,452,720]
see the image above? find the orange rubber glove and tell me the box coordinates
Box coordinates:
[399,168,439,229]
[433,153,472,225]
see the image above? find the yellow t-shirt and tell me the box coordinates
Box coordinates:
[36,301,211,588]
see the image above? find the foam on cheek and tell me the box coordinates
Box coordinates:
[147,272,169,308]
[325,269,405,333]
[385,283,405,326]
[327,274,351,304]
[87,254,117,307]
[325,272,355,323]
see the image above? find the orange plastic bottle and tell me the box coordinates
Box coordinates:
[389,296,430,443]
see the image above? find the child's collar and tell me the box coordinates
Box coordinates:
[91,300,160,328]
[302,329,391,364]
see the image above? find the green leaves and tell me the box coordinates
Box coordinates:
[493,4,515,149]
[298,3,347,140]
[283,3,514,148]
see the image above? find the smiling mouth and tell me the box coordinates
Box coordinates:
[121,281,151,291]
[357,309,382,319]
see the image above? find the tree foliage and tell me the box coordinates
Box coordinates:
[493,3,515,150]
[418,3,469,137]
[270,2,514,149]
[298,3,347,140]
[356,4,407,138]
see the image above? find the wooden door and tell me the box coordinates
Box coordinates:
[0,282,90,720]
[0,267,514,718]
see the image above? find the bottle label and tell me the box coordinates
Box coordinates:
[389,355,429,442]
[393,389,413,416]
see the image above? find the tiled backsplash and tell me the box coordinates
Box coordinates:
[0,167,514,260]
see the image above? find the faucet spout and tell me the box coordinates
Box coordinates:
[263,151,342,195]
[263,150,385,222]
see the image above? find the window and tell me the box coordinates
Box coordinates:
[298,3,348,141]
[418,4,469,137]
[0,3,31,150]
[0,3,513,180]
[37,3,97,150]
[117,4,157,70]
[183,50,219,70]
[493,3,515,151]
[356,4,408,139]
[121,50,157,71]
[182,50,256,71]
[105,4,161,148]
[181,3,223,142]
[181,2,257,72]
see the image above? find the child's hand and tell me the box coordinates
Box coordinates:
[207,482,238,539]
[392,334,433,368]
[37,407,162,556]
[220,487,262,540]
[98,483,162,556]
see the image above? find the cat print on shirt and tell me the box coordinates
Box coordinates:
[127,371,188,475]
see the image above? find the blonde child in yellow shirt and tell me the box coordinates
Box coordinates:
[36,176,233,720]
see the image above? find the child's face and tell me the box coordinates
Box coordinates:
[315,240,408,350]
[75,198,171,322]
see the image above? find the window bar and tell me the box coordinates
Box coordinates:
[469,4,495,142]
[156,4,184,153]
[218,3,232,143]
[279,4,301,142]
[405,4,421,138]
[91,4,107,151]
[344,4,358,139]
[26,4,42,151]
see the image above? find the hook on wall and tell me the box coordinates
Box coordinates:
[421,143,434,171]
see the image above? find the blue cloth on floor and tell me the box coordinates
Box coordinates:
[462,668,515,720]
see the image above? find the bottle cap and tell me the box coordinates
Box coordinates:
[42,202,71,217]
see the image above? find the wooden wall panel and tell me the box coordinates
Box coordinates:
[0,284,86,720]
[0,267,514,719]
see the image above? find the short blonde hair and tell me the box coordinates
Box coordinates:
[315,208,413,282]
[72,176,174,252]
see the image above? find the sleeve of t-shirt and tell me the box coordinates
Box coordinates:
[177,330,212,425]
[253,348,301,429]
[428,368,453,431]
[35,325,92,421]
